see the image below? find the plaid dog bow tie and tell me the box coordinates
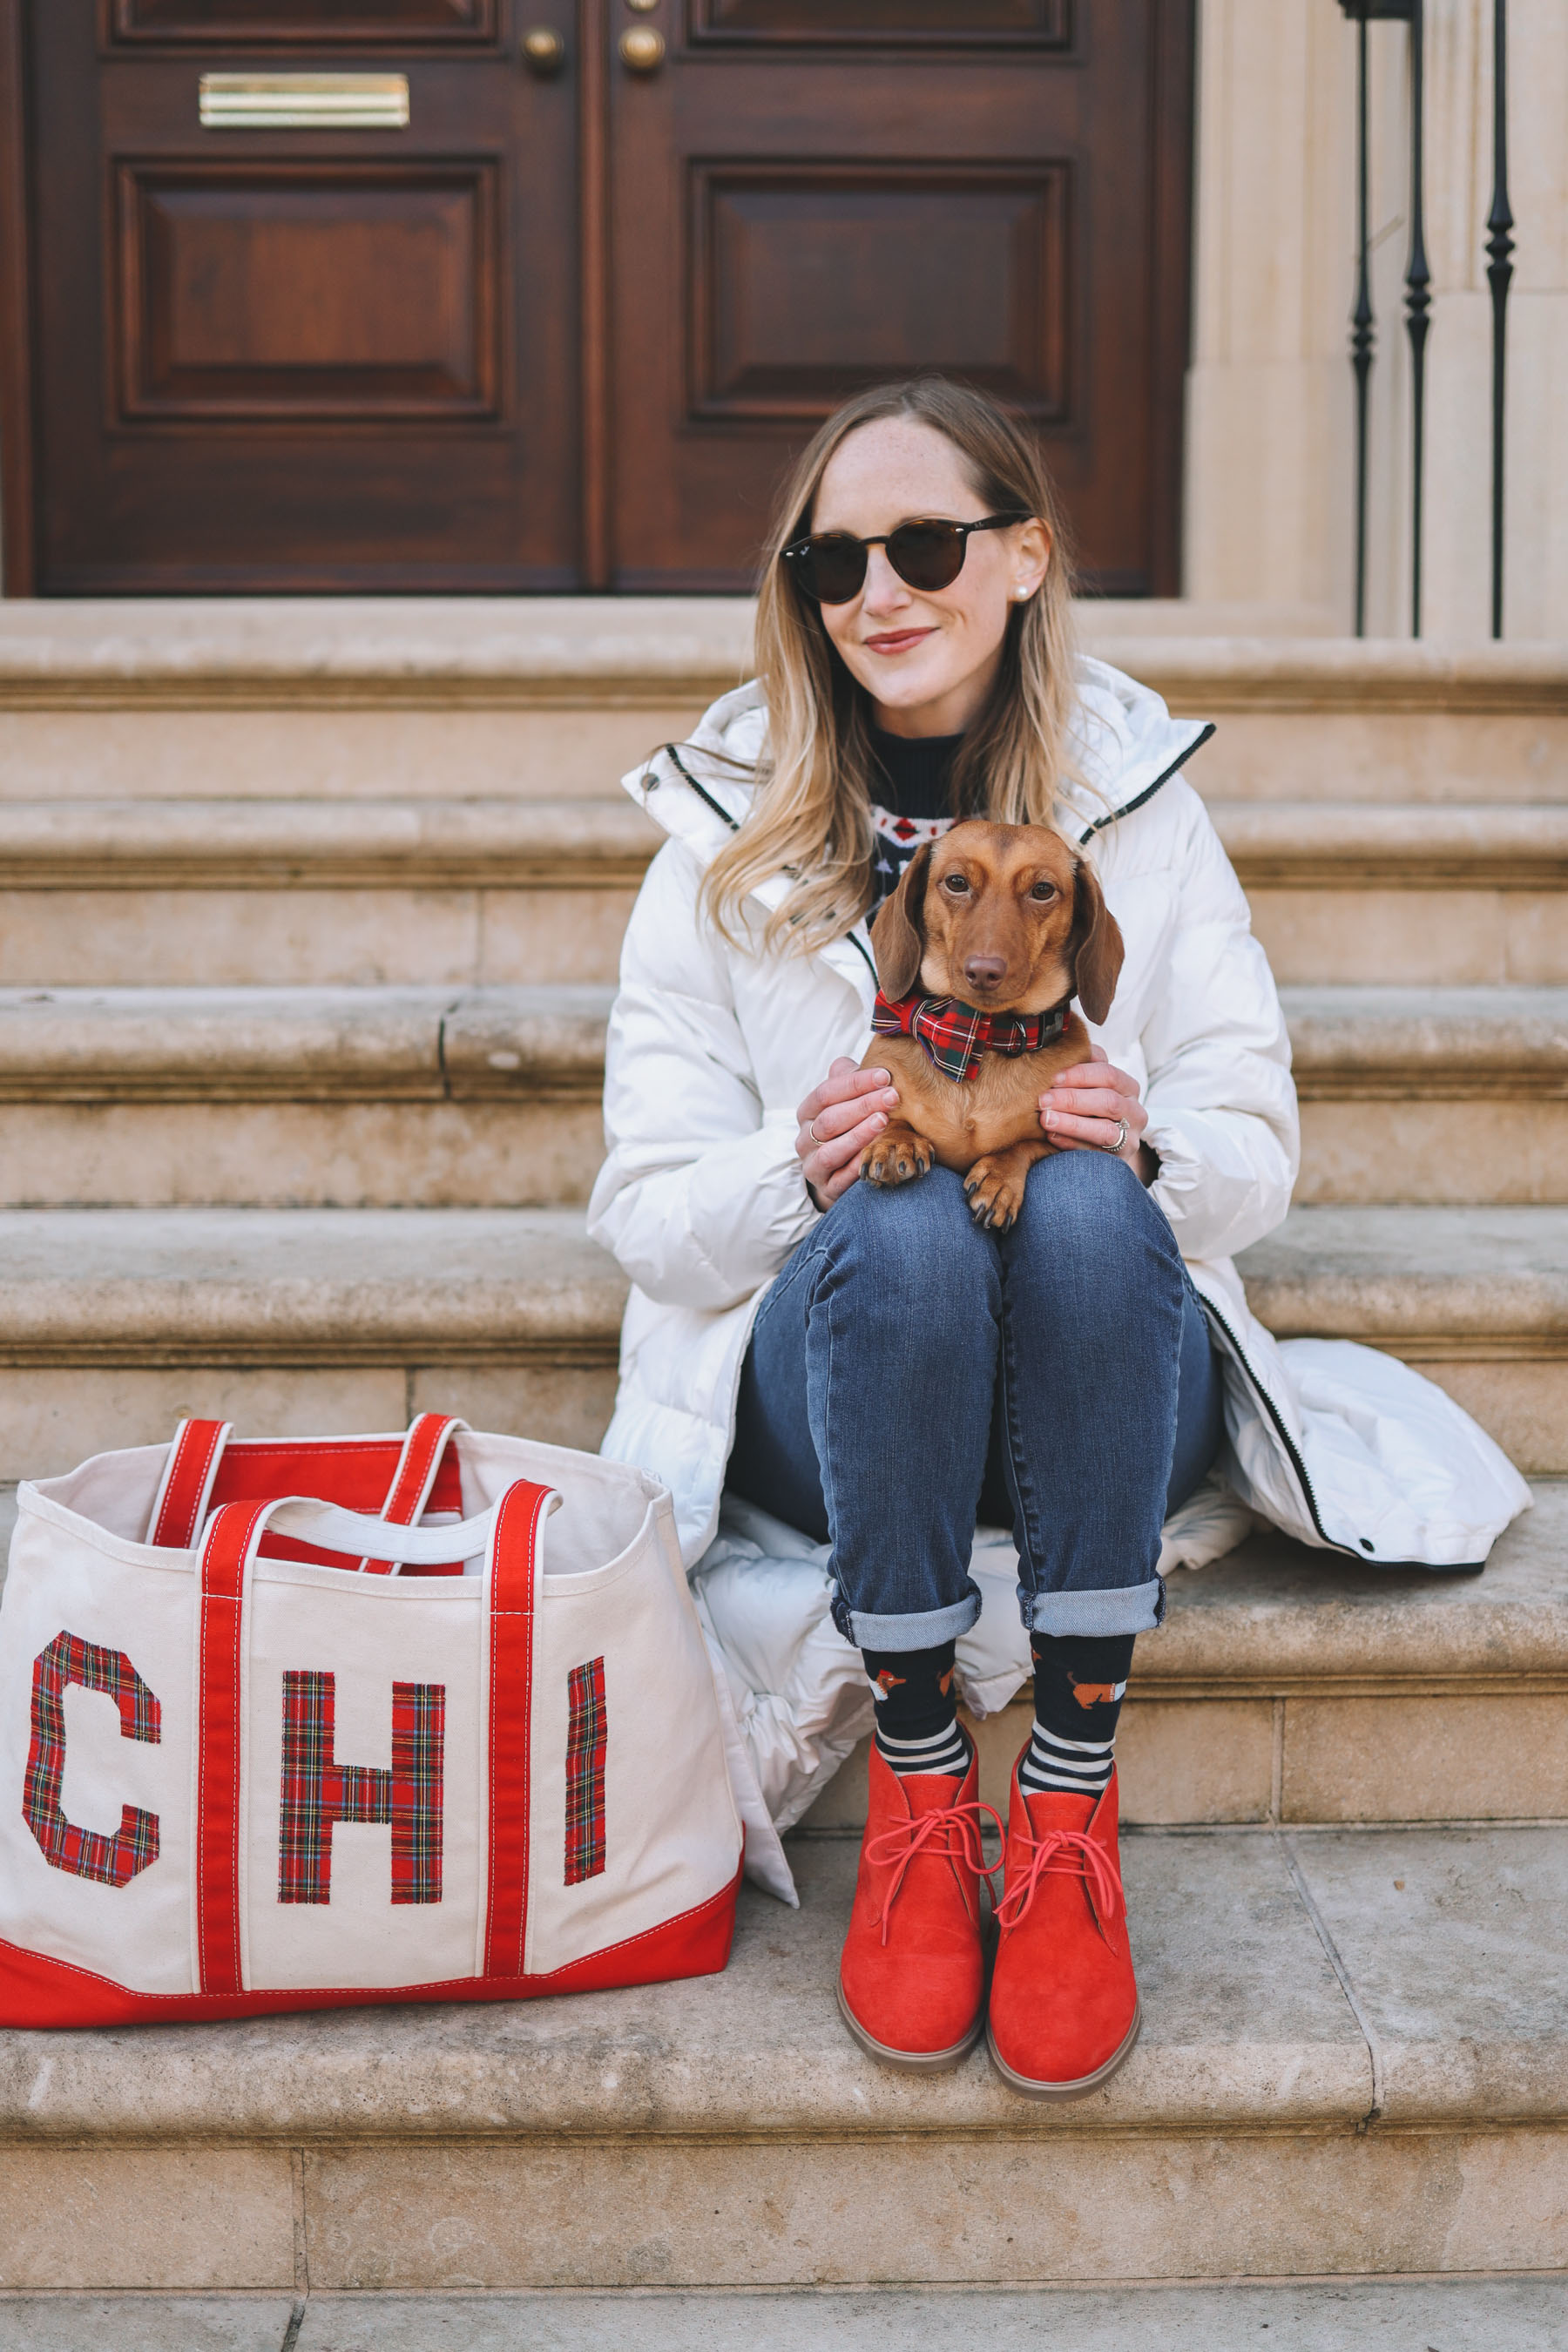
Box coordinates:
[871,990,1070,1084]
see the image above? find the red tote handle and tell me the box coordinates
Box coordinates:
[147,1418,233,1548]
[359,1413,466,1575]
[148,1413,467,1565]
[194,1497,266,1997]
[483,1477,553,1983]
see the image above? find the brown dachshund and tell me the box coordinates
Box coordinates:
[858,821,1124,1231]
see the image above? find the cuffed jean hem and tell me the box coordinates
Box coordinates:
[831,1589,983,1651]
[1020,1575,1168,1639]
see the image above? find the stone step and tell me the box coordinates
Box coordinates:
[0,603,1563,807]
[0,799,655,990]
[0,596,748,810]
[0,1202,1559,1480]
[6,2281,1565,2351]
[0,1207,625,1484]
[1,983,1564,1210]
[1237,1203,1568,1474]
[0,795,1564,988]
[0,1822,1562,2290]
[1214,801,1568,986]
[0,984,612,1209]
[800,1479,1568,1833]
[1288,983,1568,1205]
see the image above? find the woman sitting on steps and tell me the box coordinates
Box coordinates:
[586,377,1529,2095]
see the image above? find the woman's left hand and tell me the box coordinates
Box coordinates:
[1039,1044,1157,1182]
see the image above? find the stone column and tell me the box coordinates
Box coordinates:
[1184,0,1568,640]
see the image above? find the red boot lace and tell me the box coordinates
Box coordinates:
[993,1821,1125,1932]
[862,1801,1004,1945]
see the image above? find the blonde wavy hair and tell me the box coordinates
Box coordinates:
[700,376,1080,956]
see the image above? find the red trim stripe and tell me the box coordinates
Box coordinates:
[0,1850,744,2027]
[483,1479,552,1982]
[150,1419,231,1549]
[195,1501,263,1998]
[362,1413,461,1576]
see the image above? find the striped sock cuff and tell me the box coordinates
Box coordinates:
[875,1720,970,1781]
[1017,1720,1114,1798]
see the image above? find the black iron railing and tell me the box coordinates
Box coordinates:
[1337,1,1511,638]
[1486,1,1514,639]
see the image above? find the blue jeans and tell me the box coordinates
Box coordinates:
[727,1152,1224,1647]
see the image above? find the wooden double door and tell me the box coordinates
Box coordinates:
[0,2,1194,594]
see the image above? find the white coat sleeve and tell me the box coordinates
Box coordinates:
[585,841,821,1310]
[1139,782,1301,1263]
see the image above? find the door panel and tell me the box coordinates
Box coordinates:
[116,162,500,416]
[691,1,1069,44]
[691,164,1068,423]
[24,1,575,591]
[110,2,497,43]
[611,0,1191,593]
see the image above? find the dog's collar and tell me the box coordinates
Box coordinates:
[871,990,1071,1084]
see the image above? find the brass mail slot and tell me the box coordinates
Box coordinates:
[199,74,410,132]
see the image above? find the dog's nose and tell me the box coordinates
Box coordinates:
[963,956,1007,992]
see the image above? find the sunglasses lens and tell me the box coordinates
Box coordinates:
[887,523,967,591]
[797,536,867,604]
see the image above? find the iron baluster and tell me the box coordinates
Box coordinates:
[1486,0,1514,639]
[1339,2,1421,634]
[1349,7,1375,637]
[1403,0,1429,637]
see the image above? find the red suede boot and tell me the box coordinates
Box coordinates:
[836,1741,993,2071]
[985,1751,1140,2099]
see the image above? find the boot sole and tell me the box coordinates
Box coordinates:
[984,1997,1142,2101]
[835,1975,986,2074]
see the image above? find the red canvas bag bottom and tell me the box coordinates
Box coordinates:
[0,1855,742,2029]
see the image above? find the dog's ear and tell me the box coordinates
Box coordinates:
[869,842,933,998]
[1068,855,1125,1026]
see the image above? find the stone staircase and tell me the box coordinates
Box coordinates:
[0,603,1564,2315]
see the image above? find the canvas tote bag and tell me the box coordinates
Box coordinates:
[0,1415,744,2025]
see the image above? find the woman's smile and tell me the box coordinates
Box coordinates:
[862,626,937,656]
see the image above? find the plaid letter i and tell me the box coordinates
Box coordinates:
[564,1657,606,1886]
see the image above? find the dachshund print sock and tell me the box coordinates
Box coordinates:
[1017,1632,1135,1800]
[863,1640,970,1781]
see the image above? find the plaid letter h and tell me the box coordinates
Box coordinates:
[278,1670,444,1905]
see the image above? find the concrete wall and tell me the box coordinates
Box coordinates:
[1186,0,1568,639]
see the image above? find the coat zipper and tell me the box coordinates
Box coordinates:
[1069,713,1356,1551]
[1073,722,1217,844]
[654,742,744,835]
[1193,1288,1363,1558]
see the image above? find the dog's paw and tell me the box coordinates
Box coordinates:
[963,1155,1027,1230]
[860,1126,936,1187]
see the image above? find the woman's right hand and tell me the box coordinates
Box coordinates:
[795,1059,902,1208]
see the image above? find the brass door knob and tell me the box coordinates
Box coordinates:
[521,27,566,76]
[618,26,666,72]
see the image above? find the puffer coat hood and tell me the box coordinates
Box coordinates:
[586,660,1531,1900]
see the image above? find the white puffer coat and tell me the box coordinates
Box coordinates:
[586,663,1531,1901]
